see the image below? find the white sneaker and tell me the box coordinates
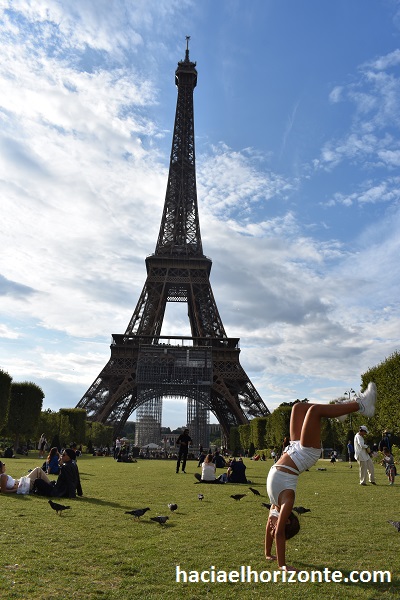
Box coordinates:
[357,382,377,418]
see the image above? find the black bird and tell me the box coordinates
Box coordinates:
[198,494,204,501]
[388,520,400,532]
[249,487,261,496]
[261,502,272,509]
[317,468,327,471]
[150,516,169,525]
[230,494,246,501]
[293,506,311,515]
[125,507,150,520]
[48,500,70,516]
[168,503,178,512]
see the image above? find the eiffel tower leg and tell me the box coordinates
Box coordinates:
[135,395,162,447]
[187,396,210,450]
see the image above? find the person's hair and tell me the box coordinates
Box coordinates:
[0,461,4,470]
[47,447,58,460]
[204,454,214,463]
[285,513,300,540]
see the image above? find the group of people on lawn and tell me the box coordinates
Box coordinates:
[0,446,82,498]
[194,454,248,484]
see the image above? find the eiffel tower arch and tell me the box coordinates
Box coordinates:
[76,38,270,446]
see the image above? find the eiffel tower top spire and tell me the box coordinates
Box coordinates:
[185,35,191,61]
[155,37,202,257]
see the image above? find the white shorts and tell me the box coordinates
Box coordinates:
[266,466,299,506]
[286,441,321,473]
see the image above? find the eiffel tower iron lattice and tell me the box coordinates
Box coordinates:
[76,38,270,445]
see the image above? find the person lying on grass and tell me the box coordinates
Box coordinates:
[265,382,377,572]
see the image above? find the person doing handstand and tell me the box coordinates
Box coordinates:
[265,382,377,572]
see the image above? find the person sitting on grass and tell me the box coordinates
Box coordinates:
[44,447,61,475]
[265,382,377,572]
[227,457,248,483]
[194,454,226,483]
[34,448,83,498]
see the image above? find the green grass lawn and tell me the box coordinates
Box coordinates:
[1,454,399,599]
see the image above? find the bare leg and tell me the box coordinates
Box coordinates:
[27,467,51,489]
[289,402,316,440]
[300,401,360,448]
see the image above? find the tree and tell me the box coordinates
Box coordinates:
[229,426,241,456]
[238,423,251,452]
[250,416,268,450]
[59,409,86,446]
[0,369,12,431]
[87,421,113,448]
[37,409,62,450]
[7,382,44,450]
[362,350,400,438]
[265,405,292,449]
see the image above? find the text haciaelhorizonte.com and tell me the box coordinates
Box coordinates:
[175,565,391,584]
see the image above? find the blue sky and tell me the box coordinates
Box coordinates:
[0,0,399,429]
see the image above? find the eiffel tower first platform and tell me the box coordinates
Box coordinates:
[76,39,270,448]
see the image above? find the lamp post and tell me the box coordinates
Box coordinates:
[344,388,356,428]
[344,388,356,468]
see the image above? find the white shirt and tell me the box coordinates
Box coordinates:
[354,433,370,461]
[201,462,216,481]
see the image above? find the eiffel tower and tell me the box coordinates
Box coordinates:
[76,38,270,447]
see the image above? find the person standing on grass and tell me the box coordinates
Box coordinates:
[176,429,192,474]
[114,437,121,460]
[347,439,354,468]
[381,447,396,485]
[38,433,47,459]
[378,430,392,453]
[265,382,377,572]
[354,425,376,486]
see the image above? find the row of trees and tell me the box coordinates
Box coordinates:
[0,369,113,451]
[0,370,44,450]
[229,351,400,455]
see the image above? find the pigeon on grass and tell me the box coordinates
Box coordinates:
[48,500,70,516]
[125,508,150,520]
[230,494,246,501]
[150,516,169,525]
[388,520,400,532]
[293,506,311,515]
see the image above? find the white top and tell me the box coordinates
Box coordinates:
[201,462,216,481]
[354,433,370,461]
[1,474,16,489]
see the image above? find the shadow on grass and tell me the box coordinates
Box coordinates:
[74,496,132,509]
